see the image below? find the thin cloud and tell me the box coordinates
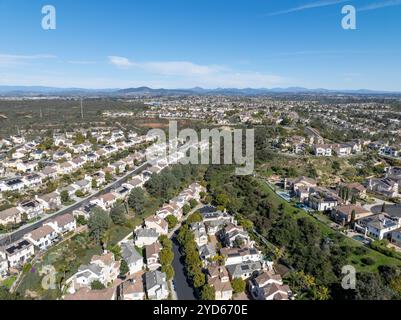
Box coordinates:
[108,56,224,76]
[67,60,97,65]
[266,0,349,16]
[0,54,57,66]
[359,0,401,11]
[108,56,286,88]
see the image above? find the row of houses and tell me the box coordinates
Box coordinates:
[0,213,76,279]
[133,183,205,248]
[187,207,292,300]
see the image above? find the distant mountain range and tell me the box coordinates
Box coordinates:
[0,85,399,97]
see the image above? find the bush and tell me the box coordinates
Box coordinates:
[231,278,246,294]
[91,280,106,290]
[361,257,376,266]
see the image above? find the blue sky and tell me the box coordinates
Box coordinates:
[0,0,401,90]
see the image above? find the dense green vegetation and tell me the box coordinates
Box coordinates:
[204,164,401,300]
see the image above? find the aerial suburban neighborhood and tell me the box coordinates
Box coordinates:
[2,0,401,311]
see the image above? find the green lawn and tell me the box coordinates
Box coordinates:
[1,276,17,289]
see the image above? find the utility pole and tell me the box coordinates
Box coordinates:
[80,97,84,119]
[40,107,43,119]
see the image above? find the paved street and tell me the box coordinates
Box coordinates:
[171,235,197,300]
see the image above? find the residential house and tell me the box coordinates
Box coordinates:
[66,252,120,294]
[220,247,264,266]
[367,178,399,198]
[226,261,263,280]
[313,144,332,157]
[123,176,145,190]
[332,144,352,157]
[134,228,159,248]
[221,223,253,248]
[16,161,38,173]
[59,162,74,175]
[341,182,367,199]
[36,192,61,212]
[355,214,400,240]
[308,192,340,212]
[24,225,58,251]
[92,171,106,187]
[191,222,208,247]
[0,178,25,192]
[386,167,401,185]
[40,166,59,179]
[144,216,168,236]
[156,203,182,220]
[145,242,161,271]
[73,177,93,194]
[249,271,292,300]
[199,243,217,266]
[120,276,145,300]
[0,207,22,226]
[53,151,72,161]
[110,161,126,174]
[22,173,43,188]
[121,242,144,274]
[90,193,117,211]
[145,270,169,300]
[44,213,76,234]
[207,265,233,300]
[3,239,34,268]
[18,199,45,220]
[331,205,372,224]
[70,157,86,170]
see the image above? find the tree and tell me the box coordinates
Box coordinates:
[88,208,111,244]
[74,132,86,145]
[160,248,174,266]
[192,269,206,288]
[105,172,113,183]
[182,204,191,216]
[187,212,203,224]
[189,199,198,209]
[128,188,146,216]
[75,190,85,198]
[350,209,356,227]
[110,204,126,225]
[200,284,215,300]
[91,280,105,290]
[120,259,129,277]
[76,215,87,226]
[60,190,70,204]
[231,278,246,294]
[165,215,178,230]
[91,179,98,189]
[216,193,229,208]
[158,235,172,248]
[161,264,175,281]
